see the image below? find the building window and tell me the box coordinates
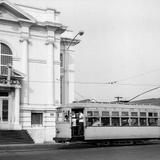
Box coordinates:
[0,43,12,75]
[31,113,43,125]
[60,76,63,104]
[60,53,63,67]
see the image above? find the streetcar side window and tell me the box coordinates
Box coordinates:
[102,111,109,117]
[101,111,110,126]
[131,118,138,126]
[131,112,138,126]
[121,112,129,126]
[148,118,158,126]
[112,117,120,126]
[111,111,120,126]
[87,111,93,117]
[86,111,100,127]
[86,117,100,126]
[112,111,119,117]
[131,112,138,117]
[148,112,158,126]
[140,112,147,126]
[140,118,147,126]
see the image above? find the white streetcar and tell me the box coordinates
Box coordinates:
[54,103,160,145]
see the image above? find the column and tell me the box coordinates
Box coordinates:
[14,87,21,129]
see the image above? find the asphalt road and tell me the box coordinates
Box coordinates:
[0,143,160,160]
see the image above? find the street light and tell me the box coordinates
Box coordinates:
[66,31,84,50]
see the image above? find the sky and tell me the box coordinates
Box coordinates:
[10,0,160,101]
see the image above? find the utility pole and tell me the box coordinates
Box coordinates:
[115,96,123,102]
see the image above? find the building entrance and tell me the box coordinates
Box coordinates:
[0,98,9,122]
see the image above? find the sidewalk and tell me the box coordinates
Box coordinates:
[0,143,62,151]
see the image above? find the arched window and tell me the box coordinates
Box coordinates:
[0,43,12,75]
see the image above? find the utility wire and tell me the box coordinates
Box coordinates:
[75,91,86,100]
[27,80,160,87]
[128,86,160,102]
[114,68,160,83]
[25,67,160,86]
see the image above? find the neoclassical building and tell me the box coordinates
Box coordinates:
[0,0,80,143]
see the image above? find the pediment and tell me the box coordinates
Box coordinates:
[0,1,36,23]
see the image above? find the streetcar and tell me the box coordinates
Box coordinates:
[54,103,160,145]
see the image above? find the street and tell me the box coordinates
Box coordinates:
[0,143,160,160]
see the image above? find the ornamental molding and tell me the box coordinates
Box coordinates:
[19,37,30,43]
[29,59,47,64]
[45,39,55,45]
[53,61,60,65]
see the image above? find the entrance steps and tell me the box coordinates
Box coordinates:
[0,130,34,144]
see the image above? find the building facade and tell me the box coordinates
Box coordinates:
[0,0,79,143]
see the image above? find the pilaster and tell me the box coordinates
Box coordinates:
[64,50,75,104]
[19,22,31,104]
[53,35,61,105]
[46,39,54,105]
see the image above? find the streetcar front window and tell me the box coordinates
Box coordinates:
[64,111,70,122]
[56,110,70,123]
[57,112,63,122]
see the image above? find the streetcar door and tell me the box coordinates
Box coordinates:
[71,108,84,140]
[55,108,72,139]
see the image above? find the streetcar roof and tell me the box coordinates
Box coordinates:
[58,103,160,110]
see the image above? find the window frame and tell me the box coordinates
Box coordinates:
[0,43,12,75]
[31,112,43,126]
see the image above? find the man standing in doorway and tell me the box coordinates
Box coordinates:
[78,112,84,136]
